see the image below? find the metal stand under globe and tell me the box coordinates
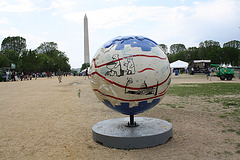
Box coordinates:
[92,117,173,149]
[126,115,139,127]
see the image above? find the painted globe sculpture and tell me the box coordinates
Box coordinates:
[89,35,171,115]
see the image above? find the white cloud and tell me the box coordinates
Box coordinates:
[63,5,170,29]
[0,27,46,49]
[61,0,240,51]
[193,0,239,22]
[0,0,37,13]
[150,0,240,48]
[0,27,19,37]
[1,0,239,68]
[49,0,77,15]
[50,0,76,10]
[0,18,9,24]
[104,0,120,1]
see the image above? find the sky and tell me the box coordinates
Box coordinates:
[0,0,240,68]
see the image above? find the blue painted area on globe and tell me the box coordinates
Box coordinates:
[103,99,161,115]
[103,36,158,51]
[89,35,171,115]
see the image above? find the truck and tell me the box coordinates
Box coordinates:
[210,64,234,80]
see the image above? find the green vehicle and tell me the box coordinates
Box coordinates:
[211,64,234,80]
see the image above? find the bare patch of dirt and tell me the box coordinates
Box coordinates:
[0,74,239,159]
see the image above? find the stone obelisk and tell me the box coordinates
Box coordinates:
[84,14,90,64]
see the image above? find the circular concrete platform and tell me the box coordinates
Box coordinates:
[92,117,173,149]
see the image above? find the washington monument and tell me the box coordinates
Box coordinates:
[84,14,90,64]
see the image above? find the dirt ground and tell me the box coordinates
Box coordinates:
[0,74,239,160]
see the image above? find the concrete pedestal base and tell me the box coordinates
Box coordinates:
[92,117,173,149]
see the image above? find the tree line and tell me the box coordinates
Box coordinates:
[0,36,71,73]
[160,40,240,66]
[1,36,239,73]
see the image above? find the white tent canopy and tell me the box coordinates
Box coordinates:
[170,60,188,69]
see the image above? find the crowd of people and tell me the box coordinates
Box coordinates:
[1,69,71,82]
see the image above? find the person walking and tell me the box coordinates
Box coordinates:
[85,68,88,80]
[11,70,15,81]
[57,69,62,83]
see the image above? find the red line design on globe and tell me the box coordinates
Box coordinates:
[90,72,171,90]
[93,54,166,68]
[138,68,155,73]
[89,53,170,92]
[93,86,169,102]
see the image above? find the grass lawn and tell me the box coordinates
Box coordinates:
[167,83,240,97]
[164,83,240,155]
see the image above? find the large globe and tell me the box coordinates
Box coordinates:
[89,35,171,115]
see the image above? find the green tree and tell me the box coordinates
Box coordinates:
[186,47,199,61]
[36,53,51,73]
[198,40,220,59]
[1,36,27,68]
[1,36,27,54]
[36,42,58,55]
[223,40,240,49]
[239,54,240,66]
[35,42,71,72]
[174,51,187,61]
[0,53,11,68]
[167,53,174,63]
[81,63,90,71]
[55,51,71,72]
[159,44,168,53]
[0,37,71,72]
[206,49,222,64]
[18,50,37,72]
[169,44,186,54]
[1,50,19,64]
[221,47,240,66]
